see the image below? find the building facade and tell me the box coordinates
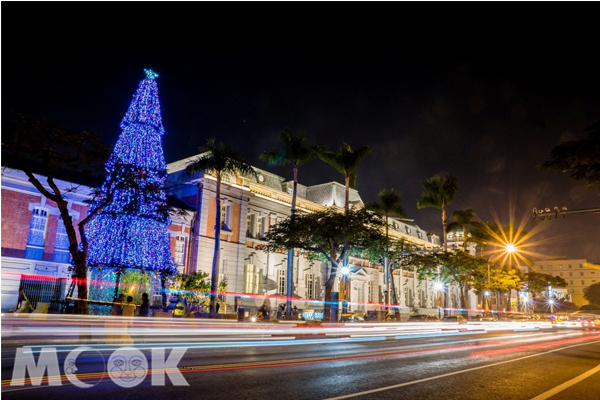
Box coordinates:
[529,258,600,306]
[3,162,488,318]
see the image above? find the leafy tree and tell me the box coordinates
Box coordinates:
[538,119,600,193]
[365,188,406,313]
[469,221,500,257]
[185,138,256,316]
[522,271,567,311]
[260,128,321,318]
[584,282,600,305]
[446,208,476,251]
[169,271,227,312]
[318,141,372,213]
[2,110,112,315]
[580,304,600,311]
[416,174,458,252]
[264,208,385,321]
[409,251,489,314]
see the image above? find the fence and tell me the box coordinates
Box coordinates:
[17,274,66,313]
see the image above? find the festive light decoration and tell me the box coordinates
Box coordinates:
[86,70,175,313]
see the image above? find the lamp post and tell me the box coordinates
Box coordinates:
[548,283,554,314]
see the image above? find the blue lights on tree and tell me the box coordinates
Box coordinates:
[86,69,176,313]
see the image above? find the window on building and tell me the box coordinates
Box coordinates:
[592,272,596,275]
[52,215,71,263]
[548,266,552,269]
[569,265,572,268]
[593,280,597,283]
[246,214,256,238]
[540,266,543,269]
[581,280,585,285]
[405,226,411,234]
[287,188,293,195]
[243,264,261,294]
[580,272,584,276]
[220,204,232,231]
[277,270,286,296]
[257,216,267,240]
[560,272,563,276]
[570,280,574,285]
[559,265,563,269]
[417,231,423,239]
[25,207,49,260]
[580,264,583,268]
[569,272,573,276]
[222,174,231,184]
[306,273,315,299]
[571,289,575,293]
[174,235,186,265]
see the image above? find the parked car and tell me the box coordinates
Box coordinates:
[442,315,468,324]
[407,314,440,322]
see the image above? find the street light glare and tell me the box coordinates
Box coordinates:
[505,244,517,253]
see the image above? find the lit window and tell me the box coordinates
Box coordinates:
[405,226,411,234]
[53,215,71,263]
[287,188,293,195]
[559,265,563,269]
[417,231,423,239]
[548,266,552,269]
[25,207,49,260]
[244,264,261,294]
[277,270,286,296]
[174,235,186,265]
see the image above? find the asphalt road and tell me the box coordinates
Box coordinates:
[2,325,599,400]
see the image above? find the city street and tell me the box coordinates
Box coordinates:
[2,316,599,400]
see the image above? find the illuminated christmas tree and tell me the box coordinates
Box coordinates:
[86,69,176,314]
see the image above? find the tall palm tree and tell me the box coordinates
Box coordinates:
[416,174,458,252]
[319,141,372,213]
[186,138,256,317]
[469,221,500,257]
[446,208,476,251]
[319,141,371,313]
[260,128,321,319]
[366,188,406,313]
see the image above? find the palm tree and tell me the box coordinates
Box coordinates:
[366,189,406,314]
[186,138,256,317]
[260,128,321,319]
[416,174,458,252]
[446,208,476,251]
[319,141,372,213]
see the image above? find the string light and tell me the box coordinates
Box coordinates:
[86,70,175,313]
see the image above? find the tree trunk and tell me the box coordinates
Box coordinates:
[285,165,298,320]
[389,270,401,321]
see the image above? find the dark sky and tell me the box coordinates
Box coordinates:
[3,2,599,263]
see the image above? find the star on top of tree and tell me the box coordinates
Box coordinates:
[144,69,158,80]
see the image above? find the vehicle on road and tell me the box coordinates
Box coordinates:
[407,314,440,322]
[442,315,468,324]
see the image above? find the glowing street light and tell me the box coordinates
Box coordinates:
[505,243,516,253]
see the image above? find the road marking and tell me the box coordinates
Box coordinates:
[322,339,600,400]
[528,363,600,400]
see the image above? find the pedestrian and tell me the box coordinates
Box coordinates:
[111,294,126,316]
[139,293,150,317]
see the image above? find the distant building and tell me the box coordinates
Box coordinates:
[528,258,600,306]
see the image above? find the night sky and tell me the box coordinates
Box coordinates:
[3,2,599,263]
